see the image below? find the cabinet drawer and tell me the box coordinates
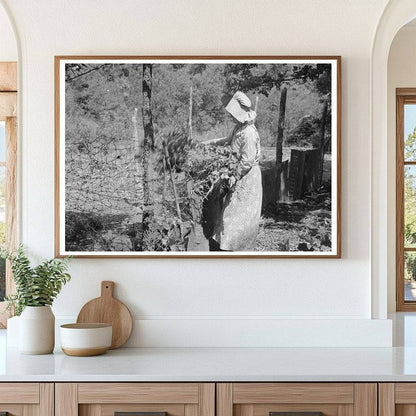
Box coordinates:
[56,383,215,416]
[217,383,376,416]
[0,383,39,404]
[0,383,53,416]
[78,383,200,404]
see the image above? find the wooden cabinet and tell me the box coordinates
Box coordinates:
[0,381,390,416]
[0,383,53,416]
[55,383,215,416]
[379,383,416,416]
[217,383,377,416]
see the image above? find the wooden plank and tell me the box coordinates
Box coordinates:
[0,92,17,120]
[79,404,101,416]
[337,404,353,416]
[199,384,215,416]
[239,404,253,416]
[397,88,416,96]
[101,403,185,416]
[78,383,199,404]
[23,404,39,416]
[0,62,17,92]
[233,383,354,404]
[379,384,395,416]
[302,149,321,194]
[397,405,416,416]
[353,384,377,416]
[185,404,198,416]
[287,149,306,200]
[394,383,416,403]
[217,383,233,416]
[0,383,39,403]
[39,383,54,416]
[55,383,78,416]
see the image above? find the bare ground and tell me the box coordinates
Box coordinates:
[255,191,332,252]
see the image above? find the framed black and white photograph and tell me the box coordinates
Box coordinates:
[55,56,341,258]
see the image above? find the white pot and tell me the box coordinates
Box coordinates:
[60,323,112,356]
[6,315,20,347]
[19,306,55,354]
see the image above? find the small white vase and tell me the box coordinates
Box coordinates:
[19,306,55,354]
[6,315,20,347]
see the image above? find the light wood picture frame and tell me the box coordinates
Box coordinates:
[55,56,341,258]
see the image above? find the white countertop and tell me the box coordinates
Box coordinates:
[1,328,416,382]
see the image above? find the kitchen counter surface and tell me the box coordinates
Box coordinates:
[1,331,416,382]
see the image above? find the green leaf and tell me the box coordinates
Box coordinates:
[5,245,71,314]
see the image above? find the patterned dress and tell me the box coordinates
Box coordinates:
[212,122,262,251]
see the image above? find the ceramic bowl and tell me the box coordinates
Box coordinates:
[60,323,112,356]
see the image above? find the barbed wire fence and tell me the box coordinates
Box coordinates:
[64,109,146,251]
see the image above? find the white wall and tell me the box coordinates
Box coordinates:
[387,25,416,312]
[0,3,17,61]
[0,0,393,346]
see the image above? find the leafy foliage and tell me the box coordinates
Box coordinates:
[142,217,186,252]
[405,253,416,282]
[404,129,416,248]
[406,126,416,161]
[184,143,241,221]
[224,63,331,96]
[0,223,5,245]
[405,168,416,247]
[65,62,330,153]
[2,246,71,315]
[403,129,416,281]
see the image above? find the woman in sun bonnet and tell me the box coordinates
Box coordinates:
[203,91,263,251]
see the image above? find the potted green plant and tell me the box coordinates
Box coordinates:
[2,245,71,354]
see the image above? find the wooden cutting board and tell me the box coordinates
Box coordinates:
[76,281,133,349]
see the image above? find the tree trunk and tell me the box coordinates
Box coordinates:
[318,100,328,186]
[188,86,193,142]
[141,64,154,250]
[132,107,139,146]
[276,87,287,202]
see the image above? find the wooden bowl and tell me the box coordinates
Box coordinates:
[60,323,112,356]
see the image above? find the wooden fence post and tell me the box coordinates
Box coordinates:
[162,140,182,224]
[276,87,287,202]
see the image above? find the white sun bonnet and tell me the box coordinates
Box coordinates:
[225,91,257,123]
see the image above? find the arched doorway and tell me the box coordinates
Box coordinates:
[371,0,416,319]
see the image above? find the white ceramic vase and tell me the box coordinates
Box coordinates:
[19,306,55,354]
[6,315,20,347]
